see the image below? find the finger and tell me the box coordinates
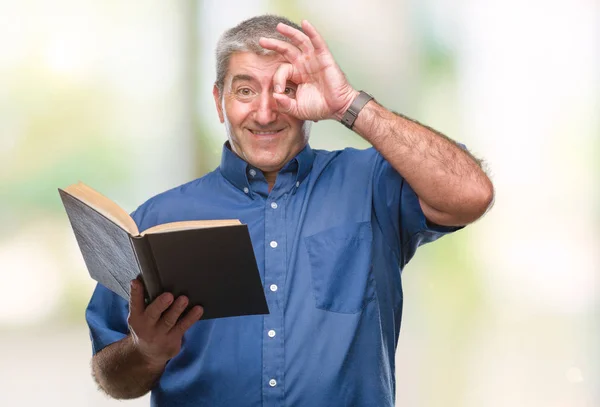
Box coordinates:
[273,93,298,117]
[276,22,314,54]
[272,63,294,94]
[144,292,174,324]
[258,37,301,62]
[159,295,189,332]
[172,305,204,337]
[128,278,146,318]
[301,20,328,53]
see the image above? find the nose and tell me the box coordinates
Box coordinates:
[253,91,278,126]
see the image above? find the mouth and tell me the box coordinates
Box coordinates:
[247,128,285,136]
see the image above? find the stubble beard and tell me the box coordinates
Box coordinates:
[221,98,313,163]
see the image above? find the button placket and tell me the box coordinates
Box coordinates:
[262,192,286,404]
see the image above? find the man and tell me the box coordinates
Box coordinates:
[86,15,493,407]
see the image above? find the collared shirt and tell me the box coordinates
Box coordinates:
[86,143,459,407]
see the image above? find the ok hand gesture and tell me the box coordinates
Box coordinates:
[259,20,359,122]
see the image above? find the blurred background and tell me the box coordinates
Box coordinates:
[0,0,598,405]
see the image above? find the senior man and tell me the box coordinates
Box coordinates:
[86,14,493,407]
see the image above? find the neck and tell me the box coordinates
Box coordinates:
[264,172,277,192]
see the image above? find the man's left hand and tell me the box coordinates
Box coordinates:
[259,20,359,122]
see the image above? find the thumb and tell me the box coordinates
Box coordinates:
[273,92,298,116]
[129,278,146,318]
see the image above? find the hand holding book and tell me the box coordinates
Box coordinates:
[127,278,204,367]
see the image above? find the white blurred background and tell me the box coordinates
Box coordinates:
[0,0,598,406]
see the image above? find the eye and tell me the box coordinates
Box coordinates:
[236,87,254,97]
[284,86,296,98]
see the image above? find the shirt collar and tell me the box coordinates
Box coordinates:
[219,142,315,195]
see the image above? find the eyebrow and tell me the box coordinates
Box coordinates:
[231,74,256,85]
[229,74,297,89]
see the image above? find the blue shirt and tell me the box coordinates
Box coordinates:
[86,143,459,407]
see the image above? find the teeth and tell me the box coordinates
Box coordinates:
[251,130,281,135]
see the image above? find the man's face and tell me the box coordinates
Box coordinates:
[213,51,309,173]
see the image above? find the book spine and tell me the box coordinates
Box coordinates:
[130,235,162,303]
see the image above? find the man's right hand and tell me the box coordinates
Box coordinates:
[127,278,204,368]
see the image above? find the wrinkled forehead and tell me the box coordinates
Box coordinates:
[224,51,287,87]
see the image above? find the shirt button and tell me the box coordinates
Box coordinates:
[296,181,300,187]
[270,241,278,248]
[269,379,277,387]
[243,187,249,194]
[249,169,256,177]
[268,330,276,338]
[270,202,278,209]
[270,284,278,292]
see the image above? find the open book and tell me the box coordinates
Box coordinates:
[59,182,269,320]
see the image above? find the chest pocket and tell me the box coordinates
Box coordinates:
[304,221,375,314]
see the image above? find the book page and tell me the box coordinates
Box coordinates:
[63,182,139,235]
[141,219,241,236]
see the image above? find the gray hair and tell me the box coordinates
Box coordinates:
[215,14,303,96]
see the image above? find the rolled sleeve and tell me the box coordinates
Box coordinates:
[371,149,462,268]
[85,283,129,354]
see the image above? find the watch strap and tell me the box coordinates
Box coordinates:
[341,91,373,129]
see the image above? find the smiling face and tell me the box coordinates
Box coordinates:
[213,51,309,175]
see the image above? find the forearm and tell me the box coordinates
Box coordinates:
[351,99,494,225]
[92,334,166,399]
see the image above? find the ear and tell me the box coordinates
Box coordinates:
[213,84,225,123]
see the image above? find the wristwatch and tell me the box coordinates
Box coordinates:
[340,90,373,129]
